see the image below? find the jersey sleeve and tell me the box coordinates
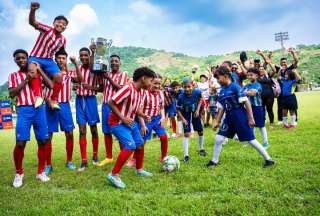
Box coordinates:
[34,21,52,32]
[8,73,16,89]
[234,83,248,103]
[111,85,131,104]
[176,95,183,110]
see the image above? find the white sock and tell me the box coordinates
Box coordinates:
[191,124,194,133]
[183,137,189,157]
[291,115,296,125]
[212,135,225,163]
[248,139,271,160]
[259,127,268,144]
[198,136,204,150]
[283,117,288,125]
[178,121,183,134]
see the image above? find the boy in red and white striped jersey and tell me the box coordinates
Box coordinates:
[106,67,156,189]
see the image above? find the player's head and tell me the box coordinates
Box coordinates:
[231,63,238,72]
[221,61,232,72]
[280,57,288,69]
[200,74,208,83]
[182,77,193,96]
[254,59,261,68]
[170,81,180,93]
[110,54,121,72]
[13,49,28,70]
[151,73,162,93]
[285,70,296,80]
[247,67,259,83]
[53,15,68,33]
[259,65,266,77]
[55,48,68,69]
[28,62,38,77]
[164,78,171,87]
[216,66,232,86]
[79,47,91,65]
[133,67,156,90]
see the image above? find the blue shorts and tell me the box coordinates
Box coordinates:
[218,108,255,142]
[28,56,60,77]
[46,102,75,133]
[165,101,176,117]
[16,105,49,141]
[76,95,100,126]
[182,111,203,134]
[110,122,144,150]
[102,103,111,134]
[209,106,217,116]
[252,106,265,128]
[140,115,167,140]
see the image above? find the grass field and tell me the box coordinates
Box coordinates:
[0,91,319,216]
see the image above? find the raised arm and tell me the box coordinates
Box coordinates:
[288,48,299,68]
[256,50,277,77]
[29,2,40,28]
[89,43,96,70]
[70,56,82,83]
[293,70,301,81]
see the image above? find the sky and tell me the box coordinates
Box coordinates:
[0,0,320,84]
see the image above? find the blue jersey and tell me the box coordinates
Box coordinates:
[242,82,263,106]
[280,78,297,96]
[218,82,247,112]
[177,88,202,113]
[231,72,240,84]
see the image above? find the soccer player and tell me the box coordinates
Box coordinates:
[43,49,82,175]
[9,49,53,188]
[75,46,101,171]
[28,2,68,109]
[99,54,128,167]
[177,77,207,163]
[206,66,274,168]
[243,68,269,149]
[106,67,156,189]
[127,73,168,167]
[197,74,210,127]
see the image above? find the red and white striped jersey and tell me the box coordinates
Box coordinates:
[76,65,97,96]
[30,22,66,59]
[103,71,128,103]
[141,90,164,117]
[109,83,143,125]
[46,70,76,102]
[8,71,35,106]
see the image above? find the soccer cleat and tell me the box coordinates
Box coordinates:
[269,124,274,129]
[199,149,208,157]
[184,155,190,163]
[290,124,296,129]
[36,172,50,182]
[77,162,88,172]
[98,158,114,167]
[13,174,24,188]
[92,156,99,166]
[126,158,136,168]
[283,124,291,129]
[206,160,218,167]
[263,160,275,168]
[263,142,270,149]
[34,96,44,108]
[44,165,53,176]
[66,161,76,170]
[106,173,126,189]
[136,170,153,177]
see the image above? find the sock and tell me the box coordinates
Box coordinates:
[159,134,168,160]
[51,81,63,102]
[291,115,296,125]
[30,73,42,97]
[13,145,24,175]
[283,117,288,125]
[248,139,271,160]
[178,121,183,134]
[198,135,204,150]
[135,146,145,170]
[92,137,99,159]
[79,137,87,162]
[212,135,225,163]
[259,127,268,144]
[45,142,52,166]
[37,145,46,174]
[112,149,133,175]
[183,137,189,157]
[191,124,194,133]
[66,136,74,162]
[171,118,177,134]
[104,134,113,159]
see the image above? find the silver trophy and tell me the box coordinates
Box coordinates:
[91,37,113,73]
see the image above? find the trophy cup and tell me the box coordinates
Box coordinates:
[91,37,113,73]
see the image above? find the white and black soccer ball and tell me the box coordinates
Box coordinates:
[162,155,180,173]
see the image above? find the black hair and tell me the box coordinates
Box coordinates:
[223,60,232,68]
[55,48,68,58]
[280,57,287,61]
[110,54,120,60]
[200,74,208,80]
[231,63,238,66]
[216,66,232,78]
[155,73,162,79]
[133,67,156,82]
[254,59,261,63]
[54,15,69,24]
[247,67,260,75]
[13,49,28,58]
[170,81,180,88]
[79,47,91,55]
[287,71,296,80]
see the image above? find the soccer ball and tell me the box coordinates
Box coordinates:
[162,156,180,173]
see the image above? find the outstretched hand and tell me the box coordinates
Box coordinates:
[31,2,40,10]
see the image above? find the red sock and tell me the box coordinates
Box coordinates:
[92,137,99,158]
[79,137,87,162]
[159,134,168,161]
[171,118,177,133]
[51,81,63,102]
[112,149,133,175]
[30,74,42,97]
[13,145,24,175]
[104,134,113,159]
[66,136,74,162]
[135,146,145,170]
[37,145,46,174]
[45,142,52,166]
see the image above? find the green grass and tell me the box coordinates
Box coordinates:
[0,92,320,215]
